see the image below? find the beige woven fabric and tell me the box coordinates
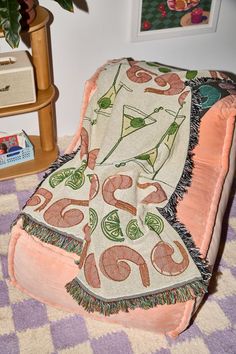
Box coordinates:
[21,59,210,313]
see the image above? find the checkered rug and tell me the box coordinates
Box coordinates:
[0,137,236,354]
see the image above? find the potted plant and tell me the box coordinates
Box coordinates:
[0,0,78,48]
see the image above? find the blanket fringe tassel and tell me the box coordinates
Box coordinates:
[65,278,208,315]
[157,79,212,286]
[20,214,82,255]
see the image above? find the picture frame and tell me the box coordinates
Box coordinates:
[131,0,222,42]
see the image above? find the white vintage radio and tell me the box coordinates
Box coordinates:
[0,50,36,108]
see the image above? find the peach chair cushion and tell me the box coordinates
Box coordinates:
[8,70,236,337]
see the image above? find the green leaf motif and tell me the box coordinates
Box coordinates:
[186,71,198,80]
[49,168,76,188]
[146,63,172,73]
[0,0,21,48]
[146,62,159,67]
[158,67,172,73]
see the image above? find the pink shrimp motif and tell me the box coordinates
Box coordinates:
[151,240,189,276]
[43,198,88,227]
[89,174,100,200]
[80,127,89,159]
[102,175,137,215]
[178,90,190,106]
[88,148,99,170]
[126,61,157,83]
[99,245,150,287]
[78,223,91,269]
[137,182,167,204]
[145,73,185,96]
[84,253,101,288]
[26,188,53,212]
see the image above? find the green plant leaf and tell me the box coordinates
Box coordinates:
[0,0,21,48]
[53,0,74,12]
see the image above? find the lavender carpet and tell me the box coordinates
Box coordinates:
[0,137,236,354]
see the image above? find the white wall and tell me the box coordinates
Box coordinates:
[1,0,236,137]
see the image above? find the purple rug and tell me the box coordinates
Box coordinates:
[0,137,236,354]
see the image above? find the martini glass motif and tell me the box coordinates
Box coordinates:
[94,63,132,119]
[135,106,186,179]
[113,105,186,177]
[99,105,163,165]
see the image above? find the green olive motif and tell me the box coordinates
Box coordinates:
[167,122,178,135]
[98,97,111,109]
[130,117,146,128]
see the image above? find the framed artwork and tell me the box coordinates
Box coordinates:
[131,0,221,41]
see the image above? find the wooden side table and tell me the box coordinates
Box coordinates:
[0,6,58,181]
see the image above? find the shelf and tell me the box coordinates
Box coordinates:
[0,6,58,181]
[0,86,55,117]
[0,135,58,181]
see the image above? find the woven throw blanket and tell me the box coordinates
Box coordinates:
[18,59,219,314]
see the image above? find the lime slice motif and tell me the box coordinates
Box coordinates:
[89,208,98,235]
[126,219,144,240]
[101,210,124,242]
[49,168,76,188]
[65,160,87,190]
[145,212,164,235]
